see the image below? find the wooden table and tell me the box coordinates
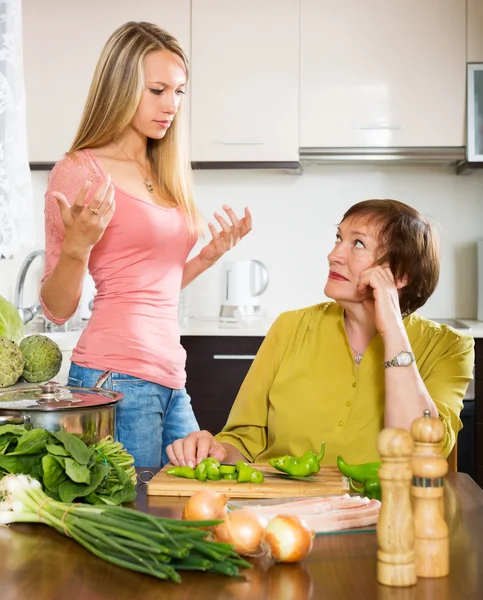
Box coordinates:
[1,471,483,600]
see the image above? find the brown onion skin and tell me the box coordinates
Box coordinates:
[181,490,228,522]
[262,515,315,563]
[213,509,266,555]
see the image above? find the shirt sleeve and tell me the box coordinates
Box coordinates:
[422,332,474,459]
[40,152,97,324]
[215,313,292,461]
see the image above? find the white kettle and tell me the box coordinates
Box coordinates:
[220,259,269,318]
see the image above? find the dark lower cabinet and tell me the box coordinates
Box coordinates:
[182,336,265,435]
[475,339,483,487]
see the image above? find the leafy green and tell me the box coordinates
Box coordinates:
[64,457,91,484]
[52,430,92,465]
[8,428,51,455]
[0,295,25,343]
[58,463,111,503]
[45,443,70,457]
[42,454,67,492]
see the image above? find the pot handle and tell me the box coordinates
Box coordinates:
[0,415,28,425]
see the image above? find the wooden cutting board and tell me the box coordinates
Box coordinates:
[147,464,349,498]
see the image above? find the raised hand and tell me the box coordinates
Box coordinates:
[52,174,116,261]
[199,205,252,265]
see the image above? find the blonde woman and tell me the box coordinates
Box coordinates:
[40,22,252,467]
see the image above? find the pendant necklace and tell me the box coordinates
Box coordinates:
[348,341,364,365]
[114,140,154,193]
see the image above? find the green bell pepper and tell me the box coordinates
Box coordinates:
[268,442,326,477]
[337,455,380,483]
[165,466,196,479]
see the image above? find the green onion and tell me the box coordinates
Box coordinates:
[0,474,251,583]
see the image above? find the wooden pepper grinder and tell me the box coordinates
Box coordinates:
[410,409,449,578]
[377,428,416,587]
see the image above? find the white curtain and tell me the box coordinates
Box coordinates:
[0,0,33,258]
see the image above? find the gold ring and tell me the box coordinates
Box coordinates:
[88,206,99,215]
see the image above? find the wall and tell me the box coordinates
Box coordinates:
[1,165,483,321]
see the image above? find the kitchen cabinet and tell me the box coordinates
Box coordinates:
[300,0,466,148]
[182,335,264,434]
[23,0,190,164]
[474,339,483,487]
[468,0,483,62]
[190,0,299,163]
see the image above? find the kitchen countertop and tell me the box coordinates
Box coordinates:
[35,316,483,353]
[1,469,483,599]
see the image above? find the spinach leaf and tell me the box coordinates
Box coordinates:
[58,463,110,503]
[42,455,67,492]
[0,424,27,436]
[0,454,24,473]
[0,453,43,479]
[64,457,91,484]
[45,443,70,457]
[15,455,43,480]
[52,430,91,465]
[8,428,50,455]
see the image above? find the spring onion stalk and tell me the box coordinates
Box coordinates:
[0,474,251,582]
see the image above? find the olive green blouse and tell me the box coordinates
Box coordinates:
[215,303,474,464]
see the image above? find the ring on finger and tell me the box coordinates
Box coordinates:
[88,206,99,215]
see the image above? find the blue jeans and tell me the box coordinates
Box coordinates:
[68,363,199,468]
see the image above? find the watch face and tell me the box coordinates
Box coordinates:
[398,352,413,366]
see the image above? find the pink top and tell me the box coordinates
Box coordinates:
[41,149,196,389]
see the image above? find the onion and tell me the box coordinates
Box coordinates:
[182,490,228,522]
[262,515,314,563]
[213,509,267,555]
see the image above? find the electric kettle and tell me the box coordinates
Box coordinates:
[220,259,269,318]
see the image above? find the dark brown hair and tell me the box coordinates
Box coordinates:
[341,199,440,316]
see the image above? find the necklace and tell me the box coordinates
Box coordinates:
[114,140,154,193]
[349,343,364,365]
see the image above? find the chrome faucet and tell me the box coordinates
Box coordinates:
[14,249,45,324]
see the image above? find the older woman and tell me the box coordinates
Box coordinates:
[167,199,474,467]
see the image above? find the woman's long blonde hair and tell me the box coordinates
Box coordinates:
[70,21,201,234]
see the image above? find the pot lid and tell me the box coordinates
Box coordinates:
[0,381,123,412]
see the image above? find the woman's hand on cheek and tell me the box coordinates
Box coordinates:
[358,266,405,338]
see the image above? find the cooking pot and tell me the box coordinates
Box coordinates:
[0,381,123,444]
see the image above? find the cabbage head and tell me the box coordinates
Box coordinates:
[0,296,25,344]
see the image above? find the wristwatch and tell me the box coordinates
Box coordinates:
[383,351,415,368]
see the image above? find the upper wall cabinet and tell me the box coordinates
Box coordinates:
[300,0,466,148]
[190,0,299,163]
[23,0,190,164]
[468,0,483,62]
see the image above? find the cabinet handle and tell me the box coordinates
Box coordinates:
[214,141,265,146]
[213,354,256,360]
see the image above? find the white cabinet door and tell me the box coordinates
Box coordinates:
[23,0,190,163]
[190,0,299,163]
[468,0,483,62]
[300,0,466,148]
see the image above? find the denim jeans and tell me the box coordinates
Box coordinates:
[68,363,199,468]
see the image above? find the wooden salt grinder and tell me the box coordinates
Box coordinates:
[410,409,449,578]
[377,428,416,587]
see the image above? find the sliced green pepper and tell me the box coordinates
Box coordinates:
[194,462,207,482]
[337,455,380,483]
[165,466,196,479]
[236,461,253,483]
[206,464,221,481]
[222,473,238,481]
[268,442,326,477]
[249,469,264,484]
[199,457,220,468]
[219,465,237,475]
